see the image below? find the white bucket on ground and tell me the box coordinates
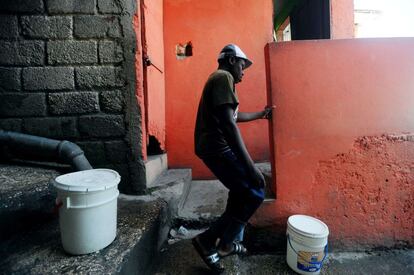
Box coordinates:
[53,169,120,255]
[286,215,329,275]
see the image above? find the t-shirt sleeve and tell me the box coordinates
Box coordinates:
[210,73,238,108]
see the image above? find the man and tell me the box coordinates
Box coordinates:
[192,44,274,272]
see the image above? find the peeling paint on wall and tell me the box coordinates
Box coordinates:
[313,134,414,248]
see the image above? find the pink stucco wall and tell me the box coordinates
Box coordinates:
[257,38,414,248]
[164,0,274,178]
[330,0,354,39]
[143,0,166,151]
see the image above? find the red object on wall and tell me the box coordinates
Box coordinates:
[257,38,414,248]
[164,0,274,178]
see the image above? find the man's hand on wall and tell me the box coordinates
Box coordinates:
[262,105,275,119]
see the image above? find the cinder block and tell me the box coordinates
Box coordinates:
[79,115,125,137]
[74,15,122,38]
[21,16,72,39]
[99,40,124,63]
[76,66,124,89]
[23,67,74,90]
[48,41,97,65]
[0,93,46,117]
[0,41,44,66]
[100,90,124,113]
[105,140,128,163]
[97,0,131,14]
[48,92,99,115]
[47,0,95,14]
[0,0,44,14]
[0,119,23,132]
[77,141,106,165]
[0,16,18,39]
[0,68,21,91]
[23,117,78,138]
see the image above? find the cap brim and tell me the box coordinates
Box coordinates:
[243,58,253,69]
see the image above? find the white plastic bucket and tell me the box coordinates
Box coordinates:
[53,169,120,255]
[286,215,329,275]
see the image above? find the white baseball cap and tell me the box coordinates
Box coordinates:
[217,44,253,69]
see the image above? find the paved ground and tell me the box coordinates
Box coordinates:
[154,179,414,275]
[154,237,414,275]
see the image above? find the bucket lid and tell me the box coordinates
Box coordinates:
[287,215,329,238]
[53,169,120,192]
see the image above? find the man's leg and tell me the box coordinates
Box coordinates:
[217,187,264,255]
[196,150,264,254]
[235,227,244,242]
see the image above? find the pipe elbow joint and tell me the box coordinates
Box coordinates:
[58,141,92,171]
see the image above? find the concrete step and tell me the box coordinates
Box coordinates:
[0,195,166,275]
[145,154,168,188]
[255,161,275,199]
[0,163,66,240]
[0,163,188,274]
[177,180,227,227]
[147,168,192,210]
[175,162,273,227]
[145,168,192,246]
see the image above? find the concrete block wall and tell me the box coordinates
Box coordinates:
[0,0,145,193]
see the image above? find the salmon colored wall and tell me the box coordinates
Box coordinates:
[164,0,274,178]
[144,0,166,151]
[256,38,414,249]
[330,0,354,39]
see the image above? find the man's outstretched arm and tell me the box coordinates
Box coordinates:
[237,106,275,122]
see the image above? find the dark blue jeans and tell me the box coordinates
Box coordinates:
[200,150,265,246]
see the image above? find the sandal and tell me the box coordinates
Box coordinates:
[218,242,248,258]
[192,237,225,273]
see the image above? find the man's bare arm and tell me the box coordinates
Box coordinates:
[237,106,275,122]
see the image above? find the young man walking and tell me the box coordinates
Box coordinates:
[193,44,273,272]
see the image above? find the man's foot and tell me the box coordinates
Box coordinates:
[217,242,248,258]
[192,236,225,273]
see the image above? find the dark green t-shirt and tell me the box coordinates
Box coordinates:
[194,69,239,157]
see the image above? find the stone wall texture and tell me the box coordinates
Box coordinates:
[0,0,145,193]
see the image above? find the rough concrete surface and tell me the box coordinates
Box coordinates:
[0,163,63,240]
[313,134,414,249]
[154,238,414,275]
[178,180,228,224]
[0,164,60,208]
[0,196,165,274]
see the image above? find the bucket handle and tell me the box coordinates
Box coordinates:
[287,234,328,266]
[65,191,119,209]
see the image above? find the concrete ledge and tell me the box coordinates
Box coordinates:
[147,169,192,249]
[0,164,63,240]
[0,197,166,274]
[145,154,167,188]
[177,180,227,227]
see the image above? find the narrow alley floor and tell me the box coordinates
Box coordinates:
[154,234,413,275]
[153,178,414,275]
